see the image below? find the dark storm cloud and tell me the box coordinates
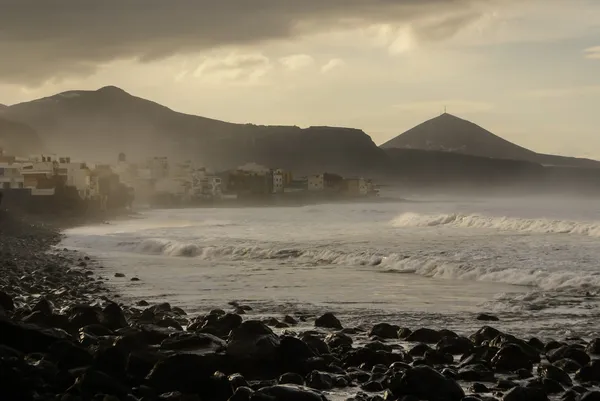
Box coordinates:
[0,0,499,84]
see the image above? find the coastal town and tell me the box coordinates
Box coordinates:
[0,148,379,214]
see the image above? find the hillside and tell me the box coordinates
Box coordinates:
[382,113,600,168]
[0,86,387,174]
[0,117,45,156]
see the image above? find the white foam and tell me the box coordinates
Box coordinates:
[392,212,600,237]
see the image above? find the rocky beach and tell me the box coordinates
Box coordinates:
[1,212,600,401]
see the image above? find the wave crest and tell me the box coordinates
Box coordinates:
[392,212,600,236]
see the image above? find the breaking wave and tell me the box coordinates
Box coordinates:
[392,212,600,237]
[118,238,600,291]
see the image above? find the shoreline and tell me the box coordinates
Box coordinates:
[2,212,600,400]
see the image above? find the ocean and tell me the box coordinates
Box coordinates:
[61,194,600,340]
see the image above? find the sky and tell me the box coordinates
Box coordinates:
[1,0,599,158]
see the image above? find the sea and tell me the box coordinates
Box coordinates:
[61,193,600,340]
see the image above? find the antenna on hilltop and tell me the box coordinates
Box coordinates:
[444,105,447,114]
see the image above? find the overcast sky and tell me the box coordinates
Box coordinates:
[1,0,599,157]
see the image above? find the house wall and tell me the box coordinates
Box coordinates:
[308,174,324,191]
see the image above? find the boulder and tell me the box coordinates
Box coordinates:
[0,316,69,353]
[146,353,228,393]
[325,332,353,348]
[547,345,590,367]
[280,372,305,385]
[369,323,400,339]
[306,371,334,390]
[476,313,499,322]
[436,336,474,355]
[301,334,330,356]
[580,392,600,401]
[492,344,534,372]
[576,360,600,382]
[102,302,128,330]
[586,339,600,355]
[315,313,343,330]
[537,364,571,386]
[405,328,443,344]
[160,332,226,353]
[227,320,280,361]
[0,291,14,312]
[48,340,93,370]
[388,365,464,401]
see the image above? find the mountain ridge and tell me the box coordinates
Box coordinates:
[381,113,600,168]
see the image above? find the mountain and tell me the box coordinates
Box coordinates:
[382,113,600,168]
[0,86,386,174]
[0,117,45,156]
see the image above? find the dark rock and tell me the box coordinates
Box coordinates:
[0,290,15,312]
[0,317,69,353]
[48,340,94,370]
[547,345,590,367]
[477,313,499,321]
[369,323,400,339]
[306,371,334,390]
[130,277,140,282]
[436,336,474,355]
[538,364,571,386]
[470,383,490,393]
[405,328,443,344]
[502,386,548,401]
[114,273,125,278]
[127,350,162,381]
[492,344,534,372]
[284,315,298,325]
[326,332,353,348]
[32,298,54,316]
[362,381,384,392]
[408,343,432,357]
[146,353,227,393]
[586,339,600,355]
[302,334,330,356]
[457,365,495,382]
[68,305,103,329]
[315,313,343,330]
[580,392,600,401]
[227,320,280,361]
[160,332,226,353]
[156,317,184,331]
[255,384,328,401]
[102,302,128,330]
[388,365,464,401]
[136,300,149,307]
[575,360,600,382]
[471,326,502,346]
[553,358,581,373]
[279,336,316,368]
[200,313,243,337]
[68,368,130,398]
[229,373,249,390]
[93,345,127,379]
[280,372,305,385]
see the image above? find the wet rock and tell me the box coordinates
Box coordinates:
[255,384,328,401]
[229,373,249,390]
[315,313,343,330]
[67,368,130,398]
[136,300,149,307]
[48,340,93,369]
[586,339,600,355]
[457,365,495,382]
[114,273,125,278]
[551,358,581,374]
[471,326,502,346]
[279,336,316,369]
[227,320,280,361]
[502,386,549,401]
[302,334,330,356]
[32,297,54,316]
[547,345,590,367]
[280,372,305,385]
[436,336,474,355]
[476,313,499,322]
[146,353,227,393]
[156,317,184,331]
[580,392,600,401]
[398,328,412,339]
[198,313,243,337]
[160,332,226,353]
[470,383,490,393]
[307,370,334,390]
[127,350,162,381]
[492,344,535,372]
[538,364,571,386]
[405,328,443,344]
[369,323,400,339]
[229,386,254,401]
[102,302,128,330]
[93,345,128,379]
[68,305,104,329]
[130,277,140,282]
[575,360,600,382]
[388,365,464,401]
[284,315,298,325]
[0,317,69,353]
[326,332,353,348]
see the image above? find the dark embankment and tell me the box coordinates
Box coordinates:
[383,148,600,195]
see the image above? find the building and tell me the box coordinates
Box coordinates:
[344,177,368,196]
[147,156,169,180]
[308,174,324,191]
[57,157,96,199]
[0,162,24,190]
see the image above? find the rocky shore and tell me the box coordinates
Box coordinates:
[2,212,600,401]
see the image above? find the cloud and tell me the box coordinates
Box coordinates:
[394,100,494,114]
[0,0,513,85]
[192,53,272,85]
[279,54,315,71]
[521,85,600,98]
[321,58,346,73]
[584,46,600,59]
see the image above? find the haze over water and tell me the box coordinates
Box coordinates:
[63,194,600,339]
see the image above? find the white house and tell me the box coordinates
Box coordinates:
[0,163,24,189]
[273,170,284,193]
[308,174,325,191]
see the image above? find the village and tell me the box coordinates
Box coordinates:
[0,148,379,214]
